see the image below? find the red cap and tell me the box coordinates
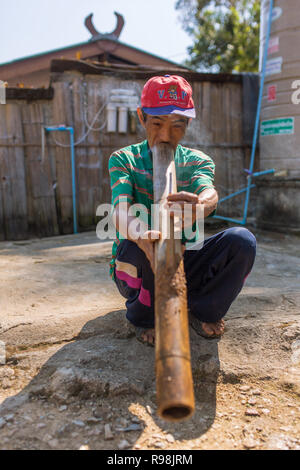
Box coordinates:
[141,75,196,118]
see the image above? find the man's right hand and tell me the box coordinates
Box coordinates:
[136,230,161,272]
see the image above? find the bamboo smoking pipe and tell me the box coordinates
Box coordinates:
[152,143,195,422]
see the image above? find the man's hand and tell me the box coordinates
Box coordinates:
[167,188,218,221]
[113,204,161,271]
[166,191,199,227]
[136,230,160,272]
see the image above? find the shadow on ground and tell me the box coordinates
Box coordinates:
[0,309,220,450]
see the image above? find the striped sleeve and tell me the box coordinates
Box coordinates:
[187,152,215,195]
[108,152,134,207]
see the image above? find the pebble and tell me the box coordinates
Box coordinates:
[0,367,15,379]
[117,423,142,432]
[72,420,85,427]
[37,423,46,429]
[245,408,260,417]
[166,434,175,443]
[86,417,102,425]
[48,439,59,449]
[248,398,257,406]
[79,445,90,451]
[59,405,67,412]
[119,418,128,427]
[2,379,11,389]
[146,405,153,415]
[104,424,114,440]
[131,417,140,424]
[280,426,292,432]
[243,438,259,449]
[262,398,272,404]
[56,423,70,436]
[251,389,261,396]
[261,408,270,415]
[266,436,289,450]
[118,439,130,450]
[154,442,166,449]
[92,427,103,436]
[4,414,14,422]
[239,385,251,392]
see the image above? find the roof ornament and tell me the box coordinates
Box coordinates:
[85,12,125,41]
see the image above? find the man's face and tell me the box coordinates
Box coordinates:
[137,108,189,151]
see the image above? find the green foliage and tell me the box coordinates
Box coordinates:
[175,0,260,73]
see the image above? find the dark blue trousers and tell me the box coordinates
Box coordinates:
[114,227,256,328]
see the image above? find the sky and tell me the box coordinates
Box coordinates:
[0,0,192,66]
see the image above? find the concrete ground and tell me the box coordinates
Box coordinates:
[0,227,299,450]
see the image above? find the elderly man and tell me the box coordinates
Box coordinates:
[108,75,256,346]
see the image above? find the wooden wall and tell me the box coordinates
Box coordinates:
[0,65,258,240]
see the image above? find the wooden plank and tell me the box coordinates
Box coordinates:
[230,83,243,144]
[201,82,212,144]
[0,103,28,239]
[20,104,35,236]
[210,83,225,143]
[50,59,244,83]
[72,76,89,229]
[21,102,59,237]
[6,88,54,101]
[44,102,61,233]
[188,81,207,145]
[0,107,7,240]
[223,82,232,143]
[51,80,74,234]
[85,77,105,226]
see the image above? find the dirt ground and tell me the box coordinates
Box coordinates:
[0,227,299,450]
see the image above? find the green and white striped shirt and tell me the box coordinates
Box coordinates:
[108,139,215,279]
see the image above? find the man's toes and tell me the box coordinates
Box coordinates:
[201,322,215,336]
[141,329,155,345]
[214,320,225,335]
[201,320,225,337]
[214,326,223,335]
[146,332,154,344]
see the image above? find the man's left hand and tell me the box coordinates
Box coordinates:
[167,188,218,221]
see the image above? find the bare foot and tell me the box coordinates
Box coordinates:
[201,319,225,337]
[139,328,155,346]
[136,320,224,345]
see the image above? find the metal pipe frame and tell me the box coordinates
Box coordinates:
[213,0,275,226]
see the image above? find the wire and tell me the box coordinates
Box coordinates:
[49,92,108,147]
[83,101,107,132]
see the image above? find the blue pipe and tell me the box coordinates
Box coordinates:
[45,125,78,234]
[213,0,274,226]
[213,215,246,225]
[242,0,274,224]
[251,169,274,178]
[217,168,275,204]
[218,184,256,204]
